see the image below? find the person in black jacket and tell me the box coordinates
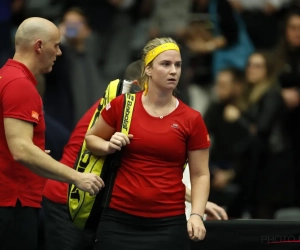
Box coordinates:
[275,9,300,207]
[204,67,248,213]
[224,51,294,218]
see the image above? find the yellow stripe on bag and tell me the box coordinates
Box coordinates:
[121,93,135,135]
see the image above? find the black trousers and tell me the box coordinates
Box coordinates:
[42,196,95,250]
[0,199,39,250]
[94,208,190,250]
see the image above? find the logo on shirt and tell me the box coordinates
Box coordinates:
[106,103,111,110]
[171,123,179,129]
[31,111,39,121]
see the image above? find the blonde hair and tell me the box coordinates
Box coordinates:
[139,37,179,92]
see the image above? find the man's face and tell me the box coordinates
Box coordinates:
[39,28,62,74]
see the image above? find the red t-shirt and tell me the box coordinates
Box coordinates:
[43,100,100,204]
[0,59,46,208]
[101,91,210,218]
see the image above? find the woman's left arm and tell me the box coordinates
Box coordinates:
[188,148,210,219]
[187,148,210,241]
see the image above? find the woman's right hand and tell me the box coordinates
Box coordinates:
[107,132,133,153]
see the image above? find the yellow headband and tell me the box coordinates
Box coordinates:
[144,43,180,66]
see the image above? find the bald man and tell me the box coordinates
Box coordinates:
[0,17,104,250]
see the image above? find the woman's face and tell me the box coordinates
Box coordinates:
[215,71,234,101]
[246,54,267,84]
[286,15,300,48]
[146,49,182,93]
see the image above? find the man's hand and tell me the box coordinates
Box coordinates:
[74,173,105,196]
[205,201,228,220]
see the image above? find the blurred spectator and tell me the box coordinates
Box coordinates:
[36,74,70,250]
[10,0,26,30]
[187,0,254,78]
[149,0,191,40]
[225,51,294,218]
[204,68,248,210]
[36,74,70,161]
[184,1,215,113]
[229,0,292,49]
[0,0,15,66]
[291,0,300,7]
[43,7,106,130]
[185,2,214,85]
[130,0,155,56]
[149,0,191,105]
[275,8,300,207]
[65,0,141,82]
[24,0,64,23]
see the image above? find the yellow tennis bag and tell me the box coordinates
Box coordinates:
[67,79,136,231]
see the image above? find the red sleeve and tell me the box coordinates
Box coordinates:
[2,79,42,125]
[188,113,210,151]
[101,94,124,129]
[60,100,100,166]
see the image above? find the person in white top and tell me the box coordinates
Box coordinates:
[183,164,228,220]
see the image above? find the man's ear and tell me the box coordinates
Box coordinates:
[34,39,43,53]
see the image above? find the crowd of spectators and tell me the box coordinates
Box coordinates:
[1,0,300,221]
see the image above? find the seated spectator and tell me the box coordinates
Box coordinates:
[204,67,248,211]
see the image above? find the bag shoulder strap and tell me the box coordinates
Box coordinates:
[87,79,123,131]
[100,93,136,208]
[120,93,136,135]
